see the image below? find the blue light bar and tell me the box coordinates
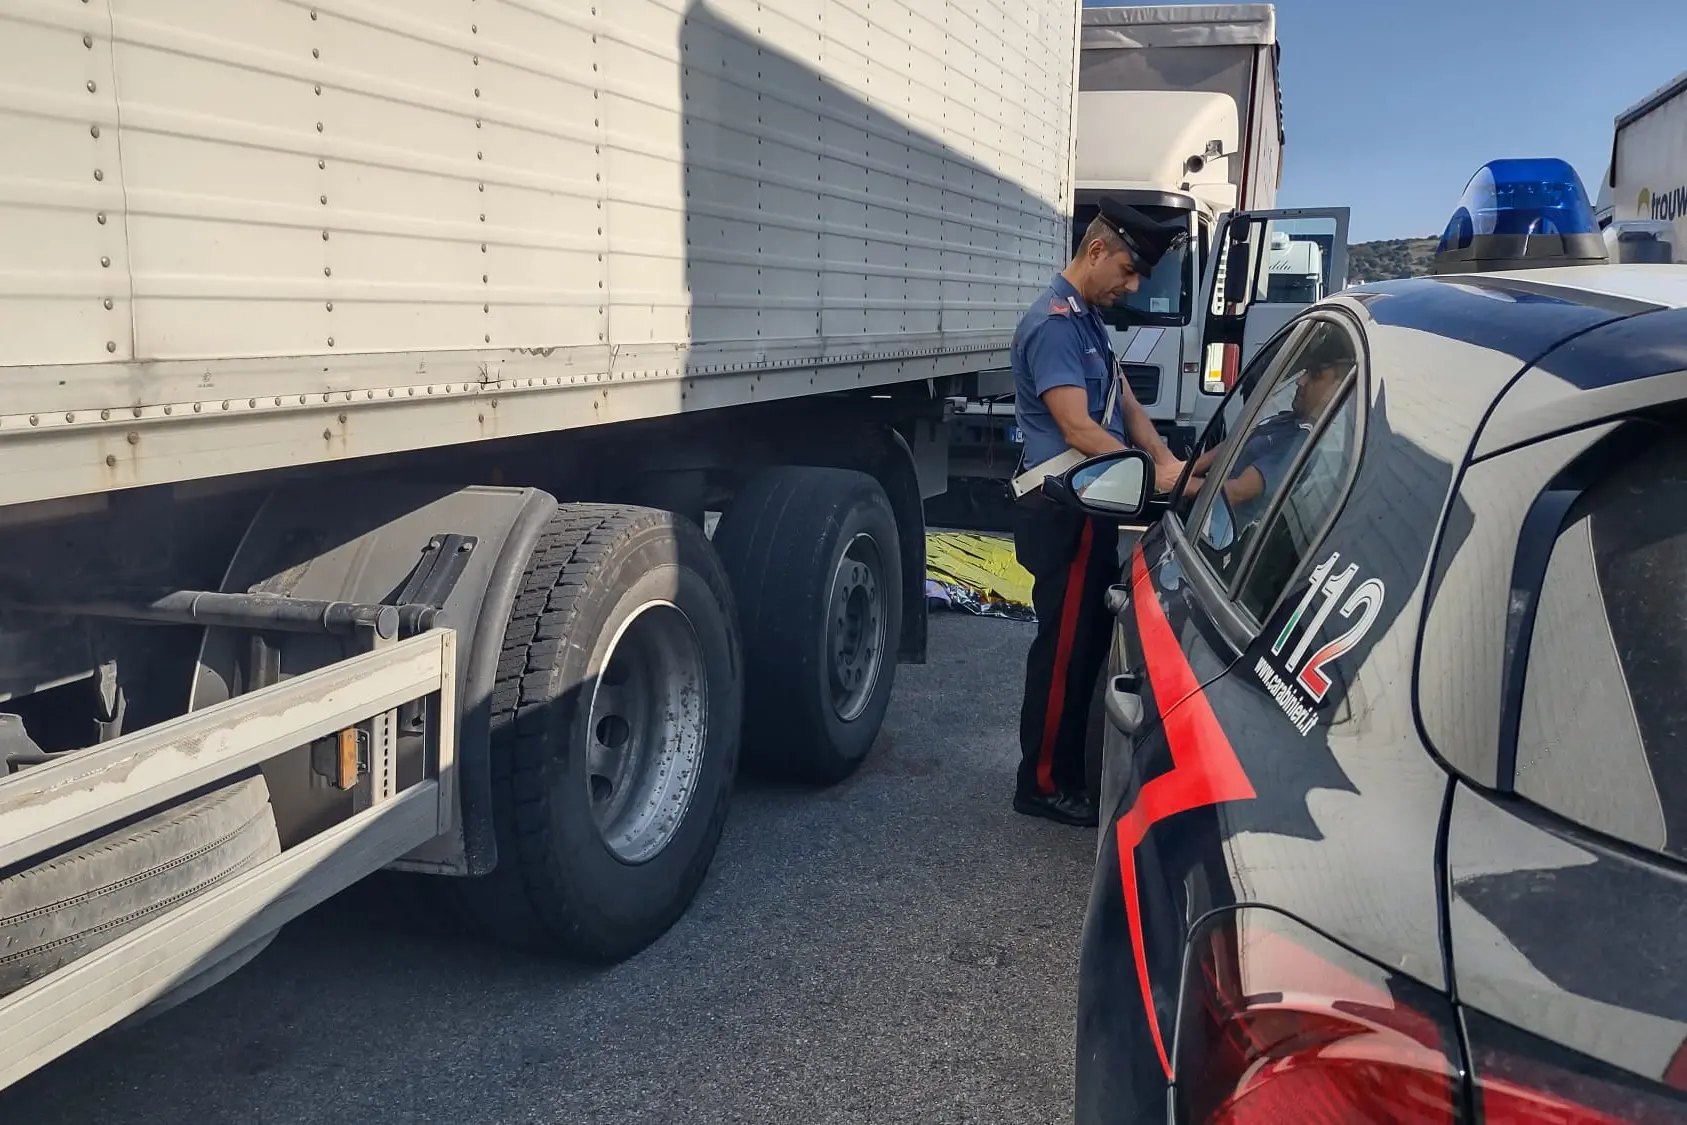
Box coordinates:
[1432,158,1606,275]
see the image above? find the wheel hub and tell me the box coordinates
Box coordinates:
[585,602,708,864]
[827,532,887,723]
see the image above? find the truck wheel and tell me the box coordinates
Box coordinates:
[461,504,742,962]
[0,772,280,1006]
[712,466,902,785]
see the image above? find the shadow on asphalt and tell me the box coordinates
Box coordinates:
[0,614,1096,1125]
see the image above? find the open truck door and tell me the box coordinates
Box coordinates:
[1195,207,1350,408]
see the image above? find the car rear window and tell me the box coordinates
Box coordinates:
[1515,427,1687,858]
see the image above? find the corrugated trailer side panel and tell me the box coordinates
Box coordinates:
[0,0,1079,508]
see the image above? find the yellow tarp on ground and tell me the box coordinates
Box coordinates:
[926,530,1033,611]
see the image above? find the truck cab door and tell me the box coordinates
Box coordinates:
[1195,207,1350,420]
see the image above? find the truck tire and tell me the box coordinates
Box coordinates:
[0,772,280,1006]
[460,504,742,962]
[712,466,902,785]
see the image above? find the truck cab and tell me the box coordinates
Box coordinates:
[1072,189,1348,460]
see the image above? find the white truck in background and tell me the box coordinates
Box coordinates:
[936,2,1346,528]
[0,0,1082,1089]
[1595,68,1686,263]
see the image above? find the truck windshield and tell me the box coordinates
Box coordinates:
[1072,201,1193,328]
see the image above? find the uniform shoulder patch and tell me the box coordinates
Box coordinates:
[1047,299,1070,317]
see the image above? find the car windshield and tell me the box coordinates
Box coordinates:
[1071,200,1193,328]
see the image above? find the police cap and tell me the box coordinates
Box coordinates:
[1095,196,1188,274]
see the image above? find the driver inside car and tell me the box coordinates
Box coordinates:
[1189,336,1353,534]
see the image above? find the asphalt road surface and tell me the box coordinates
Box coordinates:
[1,612,1098,1125]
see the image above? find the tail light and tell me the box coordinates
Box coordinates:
[1466,1008,1687,1124]
[1174,907,1464,1125]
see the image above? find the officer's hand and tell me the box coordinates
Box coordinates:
[1153,459,1186,496]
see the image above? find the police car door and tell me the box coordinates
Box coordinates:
[1088,313,1367,1094]
[1190,208,1351,431]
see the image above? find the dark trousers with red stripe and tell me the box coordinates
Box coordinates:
[1013,493,1121,798]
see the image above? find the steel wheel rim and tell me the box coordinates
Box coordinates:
[585,601,708,865]
[827,532,887,722]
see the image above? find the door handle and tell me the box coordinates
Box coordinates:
[1104,583,1131,618]
[1105,674,1144,735]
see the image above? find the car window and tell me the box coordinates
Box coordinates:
[1236,385,1359,620]
[1191,319,1359,596]
[1174,326,1302,526]
[1513,428,1687,860]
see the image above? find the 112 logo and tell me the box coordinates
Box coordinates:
[1271,551,1385,702]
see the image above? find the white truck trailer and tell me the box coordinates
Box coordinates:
[0,0,1082,1088]
[937,2,1346,523]
[1596,69,1687,263]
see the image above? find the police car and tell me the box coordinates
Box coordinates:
[1041,159,1687,1123]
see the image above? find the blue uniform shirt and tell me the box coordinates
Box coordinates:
[1011,275,1126,470]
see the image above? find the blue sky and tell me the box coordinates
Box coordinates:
[1082,0,1687,242]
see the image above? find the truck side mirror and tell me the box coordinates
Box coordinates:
[1223,240,1253,307]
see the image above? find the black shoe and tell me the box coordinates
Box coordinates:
[1013,787,1098,828]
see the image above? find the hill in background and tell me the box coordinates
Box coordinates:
[1346,237,1440,283]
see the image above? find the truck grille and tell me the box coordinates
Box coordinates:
[1122,363,1160,406]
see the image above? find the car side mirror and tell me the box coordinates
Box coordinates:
[1042,449,1153,520]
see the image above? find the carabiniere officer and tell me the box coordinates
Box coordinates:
[1009,197,1188,828]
